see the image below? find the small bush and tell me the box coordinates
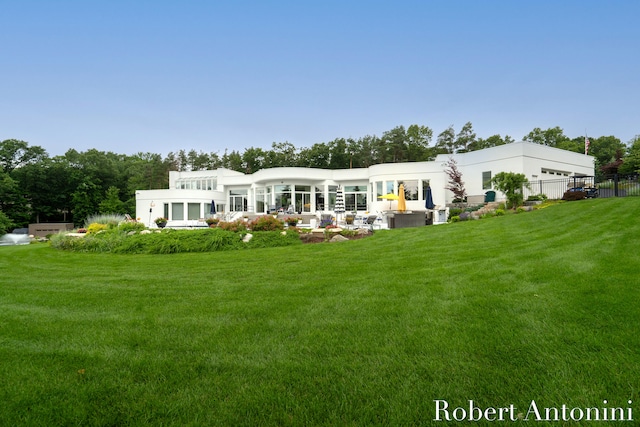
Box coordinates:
[464,205,483,213]
[86,223,108,234]
[217,219,248,233]
[495,209,505,216]
[516,207,526,214]
[205,217,220,226]
[527,194,547,201]
[339,229,358,237]
[450,215,460,223]
[84,214,123,228]
[562,190,586,201]
[249,216,285,231]
[449,208,463,217]
[118,221,146,233]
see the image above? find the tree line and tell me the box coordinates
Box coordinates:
[1,123,639,232]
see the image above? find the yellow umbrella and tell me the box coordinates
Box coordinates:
[397,184,406,212]
[378,193,399,200]
[378,193,399,209]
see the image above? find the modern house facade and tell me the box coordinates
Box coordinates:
[135,142,594,227]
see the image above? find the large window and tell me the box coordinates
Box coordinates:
[255,187,266,213]
[188,203,200,220]
[482,171,492,190]
[399,180,418,201]
[275,185,292,210]
[315,186,325,211]
[344,185,367,211]
[386,181,394,194]
[328,185,337,210]
[230,189,248,212]
[176,177,217,190]
[422,180,431,200]
[295,185,311,213]
[171,203,184,221]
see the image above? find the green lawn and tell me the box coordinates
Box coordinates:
[1,198,639,426]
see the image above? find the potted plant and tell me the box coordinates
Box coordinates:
[154,217,168,228]
[205,217,220,228]
[284,216,300,227]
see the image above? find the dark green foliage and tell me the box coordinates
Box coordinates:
[50,227,303,254]
[491,171,529,209]
[563,190,587,201]
[448,207,463,217]
[114,228,244,254]
[526,193,547,201]
[0,210,13,235]
[117,221,146,233]
[243,230,301,249]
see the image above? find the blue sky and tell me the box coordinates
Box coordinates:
[2,1,638,157]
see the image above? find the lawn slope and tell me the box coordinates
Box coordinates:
[1,197,639,426]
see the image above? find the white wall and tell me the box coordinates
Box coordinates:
[136,142,595,220]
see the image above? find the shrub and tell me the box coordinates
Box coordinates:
[86,223,108,234]
[0,211,14,236]
[84,214,123,229]
[319,217,334,228]
[217,219,248,233]
[562,190,586,201]
[448,207,463,217]
[243,230,301,249]
[50,229,125,252]
[495,209,505,216]
[339,229,358,237]
[516,207,526,214]
[249,215,285,231]
[464,205,484,213]
[450,215,460,223]
[205,217,220,226]
[118,221,146,233]
[527,194,547,201]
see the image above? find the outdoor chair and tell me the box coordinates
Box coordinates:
[365,215,378,230]
[345,214,355,228]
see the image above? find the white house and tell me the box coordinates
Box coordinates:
[135,142,594,227]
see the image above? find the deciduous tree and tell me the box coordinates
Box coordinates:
[444,157,467,202]
[491,172,530,209]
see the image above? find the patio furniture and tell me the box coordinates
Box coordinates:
[365,215,378,230]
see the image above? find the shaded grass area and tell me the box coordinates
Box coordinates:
[1,198,639,425]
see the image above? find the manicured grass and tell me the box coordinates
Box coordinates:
[1,198,639,425]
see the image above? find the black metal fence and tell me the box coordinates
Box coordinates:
[596,174,640,198]
[525,175,639,200]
